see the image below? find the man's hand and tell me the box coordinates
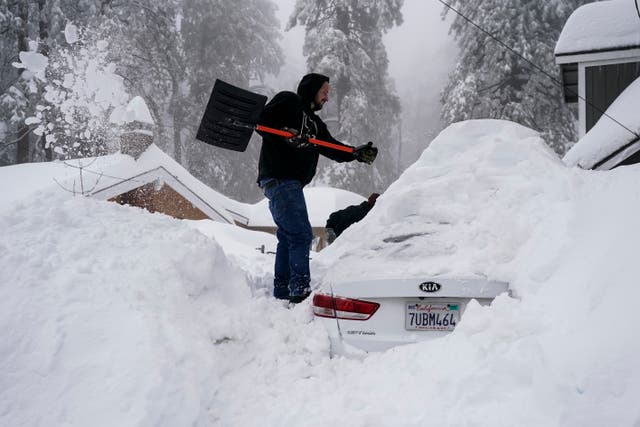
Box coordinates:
[354,141,378,164]
[283,127,310,148]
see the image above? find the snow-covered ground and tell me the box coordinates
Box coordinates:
[2,120,640,426]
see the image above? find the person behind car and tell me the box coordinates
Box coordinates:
[256,73,378,303]
[325,193,379,244]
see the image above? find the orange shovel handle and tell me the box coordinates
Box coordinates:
[256,125,355,154]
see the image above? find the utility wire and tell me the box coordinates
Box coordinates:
[635,0,640,20]
[437,0,640,140]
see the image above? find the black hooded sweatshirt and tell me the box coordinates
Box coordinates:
[257,73,355,186]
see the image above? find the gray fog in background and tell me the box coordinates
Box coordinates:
[270,0,458,169]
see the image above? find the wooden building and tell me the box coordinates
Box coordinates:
[92,162,233,223]
[89,96,234,224]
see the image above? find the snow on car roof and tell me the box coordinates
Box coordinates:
[555,0,640,57]
[316,119,569,284]
[563,76,640,169]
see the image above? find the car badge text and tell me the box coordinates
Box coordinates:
[419,281,441,293]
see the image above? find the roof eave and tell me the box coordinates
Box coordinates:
[592,136,640,171]
[555,45,640,64]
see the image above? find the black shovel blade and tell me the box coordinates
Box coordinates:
[196,79,267,152]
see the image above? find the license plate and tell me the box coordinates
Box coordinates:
[405,302,460,331]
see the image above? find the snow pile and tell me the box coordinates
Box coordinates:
[0,153,129,205]
[0,194,244,425]
[555,0,640,55]
[109,96,155,127]
[318,120,570,289]
[12,51,48,80]
[563,76,640,169]
[0,192,317,426]
[64,22,80,45]
[124,96,154,125]
[3,119,640,426]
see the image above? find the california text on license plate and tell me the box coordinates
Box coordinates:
[405,302,460,331]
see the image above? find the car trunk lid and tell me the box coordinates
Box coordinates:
[329,277,509,299]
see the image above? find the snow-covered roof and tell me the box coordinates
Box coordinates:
[88,144,235,223]
[0,144,235,223]
[0,153,125,206]
[563,76,640,169]
[123,96,154,125]
[104,146,367,228]
[555,0,640,57]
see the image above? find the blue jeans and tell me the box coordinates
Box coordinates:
[261,179,313,299]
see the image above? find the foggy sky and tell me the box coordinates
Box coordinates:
[271,0,459,163]
[272,0,456,96]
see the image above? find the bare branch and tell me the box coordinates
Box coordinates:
[63,161,146,184]
[53,177,77,196]
[84,171,104,193]
[1,128,38,147]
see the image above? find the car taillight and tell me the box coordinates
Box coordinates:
[312,293,379,320]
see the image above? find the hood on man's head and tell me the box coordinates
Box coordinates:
[297,73,329,109]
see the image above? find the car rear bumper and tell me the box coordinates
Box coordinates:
[328,324,451,354]
[313,277,509,356]
[317,299,479,356]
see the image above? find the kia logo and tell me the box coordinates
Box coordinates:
[419,281,441,293]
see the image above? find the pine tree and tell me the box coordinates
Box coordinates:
[108,0,186,162]
[441,0,590,154]
[1,0,283,201]
[32,25,128,159]
[1,1,32,164]
[180,0,283,202]
[0,0,115,164]
[102,0,282,202]
[288,0,403,195]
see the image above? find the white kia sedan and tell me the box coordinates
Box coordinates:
[311,120,560,355]
[312,277,508,354]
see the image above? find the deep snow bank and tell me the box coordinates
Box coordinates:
[3,119,640,426]
[305,120,640,426]
[0,193,327,426]
[0,193,246,425]
[317,119,571,288]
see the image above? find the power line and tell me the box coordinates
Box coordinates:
[437,0,640,140]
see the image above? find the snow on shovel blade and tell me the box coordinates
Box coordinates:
[196,79,267,152]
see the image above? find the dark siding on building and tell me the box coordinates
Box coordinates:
[561,63,579,103]
[585,62,640,131]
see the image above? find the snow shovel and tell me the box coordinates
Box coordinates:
[196,79,355,154]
